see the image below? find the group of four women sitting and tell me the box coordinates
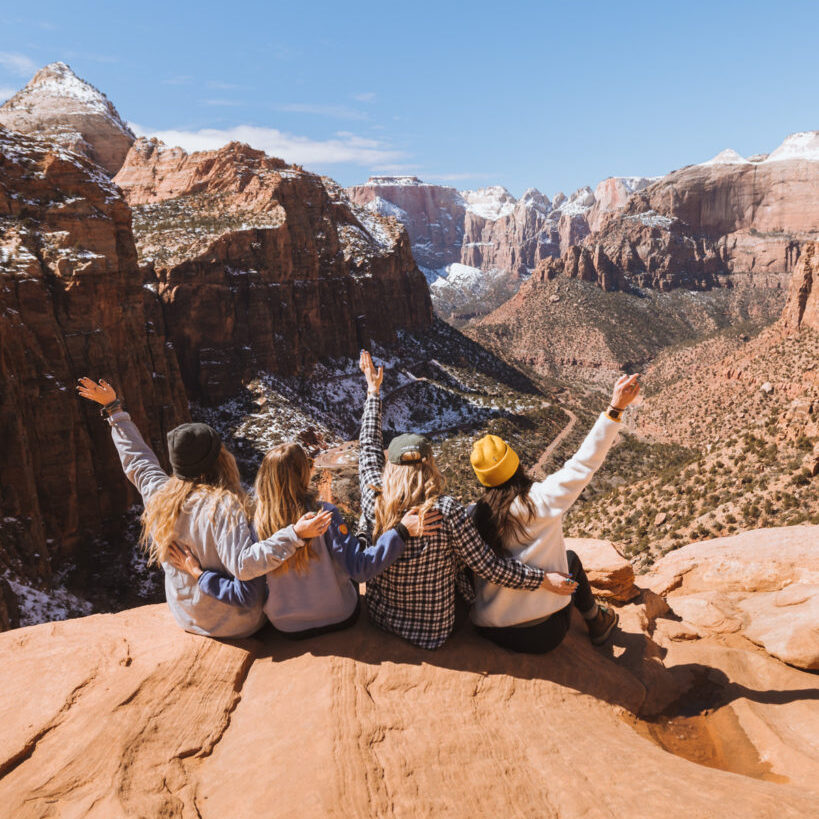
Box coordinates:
[76,353,640,655]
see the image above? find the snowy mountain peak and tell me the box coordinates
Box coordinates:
[701,148,750,166]
[520,187,551,211]
[1,61,133,138]
[764,131,819,163]
[460,185,517,221]
[365,175,426,187]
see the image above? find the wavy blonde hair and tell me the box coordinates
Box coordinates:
[374,456,445,537]
[140,447,246,566]
[253,443,319,576]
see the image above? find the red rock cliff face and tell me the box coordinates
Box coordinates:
[0,127,188,591]
[783,241,819,331]
[539,138,819,292]
[115,140,433,404]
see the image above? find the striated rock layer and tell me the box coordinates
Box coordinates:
[116,141,433,404]
[0,526,816,817]
[537,135,819,293]
[0,127,188,593]
[0,62,134,176]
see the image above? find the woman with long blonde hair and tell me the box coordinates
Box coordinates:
[77,377,329,638]
[356,351,550,650]
[170,440,440,638]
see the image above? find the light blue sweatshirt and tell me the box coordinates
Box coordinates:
[107,411,304,638]
[197,503,408,633]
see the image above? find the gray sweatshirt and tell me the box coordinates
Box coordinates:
[107,411,303,638]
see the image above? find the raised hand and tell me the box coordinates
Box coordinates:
[359,350,383,394]
[400,507,443,538]
[294,509,333,540]
[76,377,117,406]
[541,571,578,595]
[167,542,204,579]
[611,373,641,411]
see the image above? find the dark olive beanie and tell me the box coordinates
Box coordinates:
[167,423,222,480]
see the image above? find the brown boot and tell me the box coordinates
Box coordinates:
[587,604,618,646]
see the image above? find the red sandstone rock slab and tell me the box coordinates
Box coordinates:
[565,537,639,601]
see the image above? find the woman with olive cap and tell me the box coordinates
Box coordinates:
[468,374,641,654]
[77,377,331,639]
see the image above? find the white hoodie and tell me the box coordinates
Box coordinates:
[470,413,621,628]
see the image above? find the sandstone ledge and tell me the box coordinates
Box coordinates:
[1,527,817,817]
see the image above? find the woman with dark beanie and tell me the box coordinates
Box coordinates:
[469,374,641,654]
[77,377,331,638]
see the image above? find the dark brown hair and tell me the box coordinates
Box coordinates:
[472,466,536,556]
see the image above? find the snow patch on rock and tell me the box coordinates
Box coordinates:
[461,186,517,221]
[764,131,819,163]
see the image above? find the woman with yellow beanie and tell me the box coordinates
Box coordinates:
[469,374,641,653]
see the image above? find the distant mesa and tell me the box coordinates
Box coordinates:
[0,61,134,176]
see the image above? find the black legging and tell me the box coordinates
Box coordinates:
[475,551,596,654]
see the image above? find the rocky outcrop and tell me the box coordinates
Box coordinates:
[0,526,816,816]
[0,127,188,600]
[115,140,433,404]
[540,134,819,293]
[348,178,610,319]
[0,62,134,176]
[783,241,819,330]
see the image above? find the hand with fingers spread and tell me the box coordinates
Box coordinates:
[167,542,204,579]
[293,509,333,540]
[76,377,117,406]
[541,571,578,595]
[359,350,383,395]
[400,507,443,538]
[610,373,641,411]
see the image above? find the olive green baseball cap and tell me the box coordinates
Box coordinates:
[387,433,432,464]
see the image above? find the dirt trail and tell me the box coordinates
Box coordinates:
[532,406,577,479]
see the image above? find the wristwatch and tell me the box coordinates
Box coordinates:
[100,399,122,418]
[605,405,624,422]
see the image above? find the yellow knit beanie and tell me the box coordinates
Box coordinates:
[470,434,520,487]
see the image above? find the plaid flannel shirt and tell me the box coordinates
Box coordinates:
[357,393,544,649]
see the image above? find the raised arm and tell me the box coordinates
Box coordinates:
[357,350,385,536]
[76,377,169,501]
[531,374,640,515]
[448,503,544,590]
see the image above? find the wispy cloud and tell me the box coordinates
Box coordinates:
[0,52,37,76]
[207,80,241,90]
[425,172,487,181]
[129,122,406,167]
[201,98,245,107]
[353,92,376,103]
[0,85,18,102]
[278,102,368,121]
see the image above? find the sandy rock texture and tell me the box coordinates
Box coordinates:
[783,241,819,330]
[0,62,134,176]
[115,141,433,404]
[0,126,188,596]
[0,526,816,817]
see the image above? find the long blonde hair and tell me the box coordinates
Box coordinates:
[141,447,246,566]
[374,456,445,536]
[254,443,319,575]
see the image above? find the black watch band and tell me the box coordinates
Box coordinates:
[100,399,122,418]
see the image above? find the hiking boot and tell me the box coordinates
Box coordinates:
[587,604,618,646]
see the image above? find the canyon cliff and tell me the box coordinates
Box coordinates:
[347,177,631,319]
[114,139,433,404]
[0,62,135,176]
[0,126,188,596]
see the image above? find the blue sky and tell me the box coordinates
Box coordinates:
[2,1,818,197]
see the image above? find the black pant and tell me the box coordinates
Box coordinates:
[475,551,596,655]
